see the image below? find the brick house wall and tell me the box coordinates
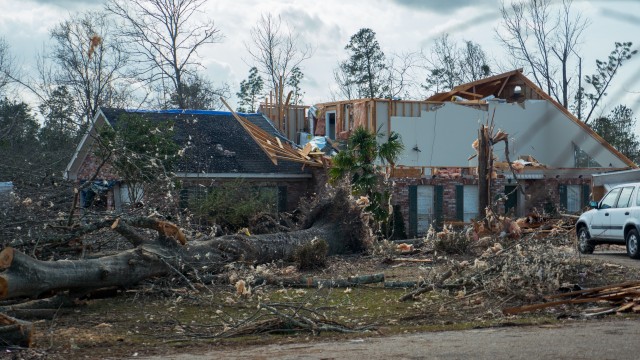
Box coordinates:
[178,177,314,212]
[76,147,119,181]
[390,173,591,238]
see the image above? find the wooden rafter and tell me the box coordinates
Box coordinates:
[221,98,323,167]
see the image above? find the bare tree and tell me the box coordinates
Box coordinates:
[385,51,420,99]
[106,0,223,109]
[245,14,312,126]
[0,37,13,97]
[423,34,460,93]
[48,11,129,124]
[421,33,491,94]
[497,0,587,109]
[331,64,357,101]
[460,41,491,83]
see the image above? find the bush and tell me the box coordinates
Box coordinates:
[294,238,329,270]
[190,180,278,232]
[427,225,472,255]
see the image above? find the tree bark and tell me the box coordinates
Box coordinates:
[0,225,346,300]
[0,313,33,348]
[0,187,371,300]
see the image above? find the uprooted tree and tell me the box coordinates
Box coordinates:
[0,185,371,345]
[3,182,373,297]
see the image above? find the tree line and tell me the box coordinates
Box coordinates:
[1,0,639,185]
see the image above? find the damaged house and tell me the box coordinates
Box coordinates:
[64,108,323,214]
[313,69,636,237]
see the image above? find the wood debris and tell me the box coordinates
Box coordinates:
[221,97,324,167]
[503,280,640,315]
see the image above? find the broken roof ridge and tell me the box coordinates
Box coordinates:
[451,68,524,91]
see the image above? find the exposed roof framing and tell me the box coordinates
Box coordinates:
[427,69,637,168]
[221,98,323,167]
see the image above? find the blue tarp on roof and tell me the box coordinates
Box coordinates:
[122,109,258,117]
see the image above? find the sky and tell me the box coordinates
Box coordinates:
[1,0,640,127]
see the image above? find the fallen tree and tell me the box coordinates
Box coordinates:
[0,186,371,301]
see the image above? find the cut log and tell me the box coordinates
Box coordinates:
[0,294,77,319]
[0,313,33,348]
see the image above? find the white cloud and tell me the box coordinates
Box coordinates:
[0,0,639,118]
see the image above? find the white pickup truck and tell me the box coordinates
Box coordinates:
[575,182,640,259]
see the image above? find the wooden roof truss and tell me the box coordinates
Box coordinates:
[221,98,323,167]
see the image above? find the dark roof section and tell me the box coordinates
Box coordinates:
[99,108,310,175]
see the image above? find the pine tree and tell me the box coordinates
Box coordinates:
[341,28,388,99]
[591,105,640,164]
[236,67,264,112]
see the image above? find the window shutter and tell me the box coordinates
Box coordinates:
[278,186,287,212]
[179,188,189,210]
[559,184,568,211]
[409,185,417,237]
[435,185,444,230]
[582,184,590,208]
[456,185,464,221]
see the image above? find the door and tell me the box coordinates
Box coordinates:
[504,185,518,215]
[608,186,635,240]
[417,185,434,235]
[325,111,336,140]
[590,187,621,239]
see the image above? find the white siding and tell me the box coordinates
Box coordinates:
[391,100,627,169]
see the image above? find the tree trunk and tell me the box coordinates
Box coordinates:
[478,125,490,220]
[0,187,371,300]
[0,313,33,348]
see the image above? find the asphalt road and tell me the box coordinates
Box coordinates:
[585,247,640,268]
[143,319,640,360]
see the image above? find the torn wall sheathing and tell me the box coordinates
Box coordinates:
[314,69,634,233]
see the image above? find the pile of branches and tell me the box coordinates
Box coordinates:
[504,280,640,316]
[401,232,587,304]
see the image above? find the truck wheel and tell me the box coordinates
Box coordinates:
[626,228,640,259]
[577,227,594,254]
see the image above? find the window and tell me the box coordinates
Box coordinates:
[326,111,336,140]
[566,185,581,213]
[574,143,601,168]
[616,187,634,208]
[458,185,479,222]
[417,185,434,235]
[600,188,621,209]
[119,184,144,205]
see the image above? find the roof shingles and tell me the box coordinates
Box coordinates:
[100,109,310,175]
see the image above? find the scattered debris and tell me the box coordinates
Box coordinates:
[503,280,640,316]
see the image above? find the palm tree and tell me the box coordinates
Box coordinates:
[329,127,404,224]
